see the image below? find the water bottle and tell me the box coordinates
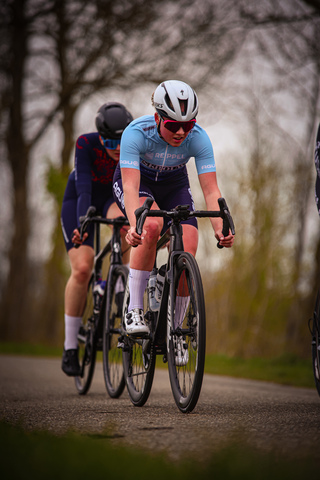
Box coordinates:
[155,264,166,303]
[93,279,106,313]
[148,268,160,312]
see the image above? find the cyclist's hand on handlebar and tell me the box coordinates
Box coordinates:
[125,225,146,247]
[72,228,88,246]
[215,230,235,248]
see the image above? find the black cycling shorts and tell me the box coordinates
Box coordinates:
[112,164,198,235]
[61,174,115,252]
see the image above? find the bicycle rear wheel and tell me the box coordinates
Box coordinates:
[122,280,156,407]
[167,252,206,413]
[74,276,97,395]
[311,290,320,396]
[102,265,128,398]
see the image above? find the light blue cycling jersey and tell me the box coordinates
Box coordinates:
[119,115,216,181]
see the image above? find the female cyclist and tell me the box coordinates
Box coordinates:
[112,80,234,351]
[61,102,133,376]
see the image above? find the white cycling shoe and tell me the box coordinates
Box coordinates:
[174,336,189,366]
[124,308,150,336]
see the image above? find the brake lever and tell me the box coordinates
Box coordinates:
[73,206,96,249]
[131,197,154,247]
[217,198,235,249]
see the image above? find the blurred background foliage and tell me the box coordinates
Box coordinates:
[0,0,319,359]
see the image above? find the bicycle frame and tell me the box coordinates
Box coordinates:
[85,216,128,336]
[142,201,235,350]
[122,197,235,412]
[75,209,129,395]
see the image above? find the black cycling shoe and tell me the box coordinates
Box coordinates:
[61,348,81,376]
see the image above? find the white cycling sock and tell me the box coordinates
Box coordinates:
[174,295,190,329]
[128,268,150,311]
[64,315,82,350]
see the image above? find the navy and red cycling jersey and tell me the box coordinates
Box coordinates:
[61,132,118,251]
[68,132,117,224]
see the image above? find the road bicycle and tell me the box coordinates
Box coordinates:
[117,197,235,413]
[74,207,129,396]
[309,289,320,396]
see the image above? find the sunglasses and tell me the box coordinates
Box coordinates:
[161,117,196,134]
[102,138,121,150]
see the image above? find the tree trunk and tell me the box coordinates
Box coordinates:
[0,0,31,341]
[36,104,77,344]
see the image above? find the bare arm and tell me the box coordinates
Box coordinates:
[199,172,234,248]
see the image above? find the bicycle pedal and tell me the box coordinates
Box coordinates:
[127,332,150,340]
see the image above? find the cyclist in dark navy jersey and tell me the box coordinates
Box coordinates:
[315,123,320,215]
[61,102,133,376]
[113,80,234,345]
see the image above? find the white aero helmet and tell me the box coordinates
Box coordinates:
[153,80,198,121]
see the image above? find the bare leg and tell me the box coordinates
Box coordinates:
[63,245,94,364]
[65,245,94,316]
[129,197,163,271]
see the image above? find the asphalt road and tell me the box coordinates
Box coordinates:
[1,355,320,460]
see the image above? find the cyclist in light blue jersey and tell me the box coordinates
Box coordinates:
[113,80,234,337]
[116,115,216,182]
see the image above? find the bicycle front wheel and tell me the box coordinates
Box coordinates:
[75,276,97,395]
[122,280,156,407]
[312,290,320,396]
[167,252,206,413]
[102,265,128,398]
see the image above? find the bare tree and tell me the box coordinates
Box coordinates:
[2,0,318,350]
[1,0,33,339]
[235,0,320,352]
[0,0,249,342]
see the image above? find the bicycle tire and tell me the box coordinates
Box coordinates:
[74,276,97,395]
[102,265,128,398]
[311,290,320,396]
[122,279,156,407]
[167,252,206,413]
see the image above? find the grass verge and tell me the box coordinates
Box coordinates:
[204,353,314,389]
[0,421,318,480]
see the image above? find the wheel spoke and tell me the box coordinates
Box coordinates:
[168,253,206,413]
[74,279,97,395]
[103,266,127,398]
[122,278,156,407]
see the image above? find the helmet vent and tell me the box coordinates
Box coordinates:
[179,99,188,116]
[164,93,174,113]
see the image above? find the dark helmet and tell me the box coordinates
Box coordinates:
[95,102,133,139]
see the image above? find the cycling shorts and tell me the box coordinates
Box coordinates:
[112,164,198,235]
[61,174,115,251]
